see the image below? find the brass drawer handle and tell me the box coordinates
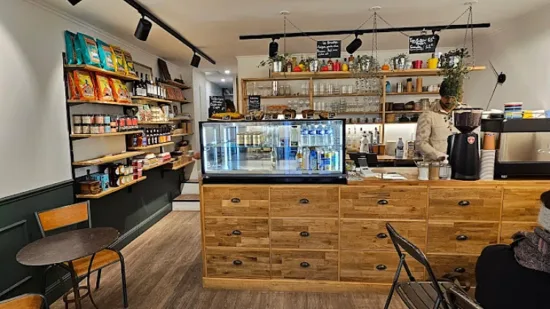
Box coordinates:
[456,235,469,241]
[231,198,241,203]
[454,267,466,273]
[300,231,310,237]
[299,198,310,204]
[300,262,310,268]
[232,230,242,236]
[377,199,389,205]
[233,260,243,266]
[377,233,388,239]
[458,200,470,207]
[376,264,388,271]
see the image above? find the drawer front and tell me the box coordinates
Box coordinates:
[270,186,339,218]
[341,251,424,283]
[205,248,270,279]
[341,220,426,251]
[428,254,478,285]
[427,222,499,255]
[271,219,338,250]
[204,217,269,248]
[500,222,539,244]
[502,187,547,222]
[429,188,502,221]
[341,186,428,220]
[271,250,338,281]
[203,186,269,217]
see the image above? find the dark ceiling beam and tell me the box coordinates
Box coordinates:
[123,0,216,65]
[239,23,490,40]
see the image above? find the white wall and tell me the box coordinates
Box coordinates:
[0,0,193,198]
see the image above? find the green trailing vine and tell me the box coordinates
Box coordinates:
[440,48,470,101]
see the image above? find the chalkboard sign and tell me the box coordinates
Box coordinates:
[317,40,341,59]
[208,96,226,117]
[409,34,440,54]
[247,95,261,112]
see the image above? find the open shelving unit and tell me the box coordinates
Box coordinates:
[142,159,176,171]
[127,141,175,151]
[67,100,141,107]
[169,160,195,171]
[64,64,140,81]
[75,176,147,199]
[70,130,143,139]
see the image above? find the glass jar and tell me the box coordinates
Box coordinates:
[417,162,430,181]
[73,114,82,124]
[73,125,82,134]
[82,124,90,134]
[439,161,452,180]
[429,162,441,180]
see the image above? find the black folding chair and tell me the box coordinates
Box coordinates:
[383,223,482,309]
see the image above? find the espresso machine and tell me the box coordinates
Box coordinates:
[447,108,483,180]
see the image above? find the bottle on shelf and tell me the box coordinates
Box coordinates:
[300,125,309,146]
[348,54,355,65]
[327,59,334,71]
[302,147,310,171]
[144,74,151,97]
[316,125,325,146]
[286,59,293,72]
[334,59,341,71]
[309,147,318,171]
[307,124,316,146]
[299,56,306,71]
[139,74,147,96]
[296,147,303,171]
[396,137,405,159]
[342,58,349,72]
[321,60,328,71]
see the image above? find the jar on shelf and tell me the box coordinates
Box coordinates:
[82,124,90,134]
[73,125,82,134]
[417,161,430,181]
[73,114,82,125]
[82,114,92,125]
[429,162,440,180]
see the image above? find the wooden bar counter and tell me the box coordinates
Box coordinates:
[199,168,547,292]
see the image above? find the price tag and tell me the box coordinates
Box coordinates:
[306,114,314,120]
[409,34,440,54]
[244,115,253,121]
[328,112,336,119]
[284,114,292,120]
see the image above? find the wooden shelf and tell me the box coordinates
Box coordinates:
[260,95,309,99]
[139,121,173,125]
[76,176,147,199]
[385,111,424,114]
[338,111,382,115]
[170,99,192,104]
[160,80,191,90]
[345,122,383,125]
[132,96,172,103]
[170,160,195,171]
[64,64,139,81]
[142,159,175,171]
[314,93,380,98]
[387,92,440,96]
[67,100,140,107]
[70,130,142,139]
[128,142,174,150]
[171,133,193,137]
[72,151,144,167]
[171,118,193,122]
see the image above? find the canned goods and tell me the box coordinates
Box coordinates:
[73,114,82,124]
[82,124,90,134]
[95,114,104,124]
[98,124,105,134]
[104,115,111,124]
[90,124,100,134]
[104,124,111,133]
[73,125,82,134]
[82,115,92,124]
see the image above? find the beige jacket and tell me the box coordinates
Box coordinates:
[415,102,454,161]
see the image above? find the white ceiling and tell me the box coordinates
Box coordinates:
[40,0,548,75]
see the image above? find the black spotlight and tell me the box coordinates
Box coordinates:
[134,16,152,41]
[269,39,279,58]
[346,35,362,55]
[68,0,82,5]
[191,53,201,68]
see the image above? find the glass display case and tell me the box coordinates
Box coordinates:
[199,119,346,184]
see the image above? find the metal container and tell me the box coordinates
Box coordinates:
[392,57,407,70]
[272,61,283,73]
[309,59,319,72]
[361,58,373,72]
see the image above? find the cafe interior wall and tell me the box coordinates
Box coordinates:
[0,0,192,301]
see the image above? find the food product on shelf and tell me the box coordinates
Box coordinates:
[67,73,79,100]
[76,33,101,67]
[96,39,116,72]
[110,45,128,75]
[64,31,81,65]
[73,70,96,100]
[95,74,114,101]
[210,112,243,119]
[122,49,137,77]
[109,78,132,103]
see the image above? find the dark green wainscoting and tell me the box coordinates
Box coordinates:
[0,167,181,303]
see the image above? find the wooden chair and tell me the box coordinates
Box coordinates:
[0,294,48,309]
[383,223,483,309]
[35,201,128,309]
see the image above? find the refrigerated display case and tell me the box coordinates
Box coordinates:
[199,119,346,184]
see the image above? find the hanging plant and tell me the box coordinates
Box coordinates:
[390,53,409,70]
[439,48,470,102]
[257,54,289,68]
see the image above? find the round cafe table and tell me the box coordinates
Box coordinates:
[16,227,119,309]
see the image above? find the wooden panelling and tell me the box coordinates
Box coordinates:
[204,218,269,248]
[340,186,427,219]
[499,222,539,244]
[340,251,424,283]
[271,219,338,250]
[271,250,338,281]
[429,187,502,221]
[428,254,479,285]
[427,221,499,255]
[340,220,426,251]
[205,248,270,279]
[203,186,269,217]
[270,186,339,218]
[502,187,546,222]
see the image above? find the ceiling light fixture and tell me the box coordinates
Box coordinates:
[221,79,226,82]
[346,34,362,55]
[224,70,231,74]
[68,0,82,5]
[134,15,152,41]
[191,53,201,68]
[268,39,279,58]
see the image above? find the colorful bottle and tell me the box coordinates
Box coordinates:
[296,147,303,171]
[342,58,349,72]
[327,59,334,71]
[309,147,318,171]
[334,59,341,71]
[396,138,405,159]
[302,147,310,171]
[348,55,355,65]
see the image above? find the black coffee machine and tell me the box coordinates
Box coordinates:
[447,108,483,180]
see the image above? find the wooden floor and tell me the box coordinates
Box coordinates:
[51,212,406,309]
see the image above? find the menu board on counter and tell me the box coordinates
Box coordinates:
[247,95,261,112]
[208,96,226,117]
[317,40,341,59]
[409,34,439,54]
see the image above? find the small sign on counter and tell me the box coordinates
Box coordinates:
[317,40,341,59]
[208,96,226,117]
[247,95,261,112]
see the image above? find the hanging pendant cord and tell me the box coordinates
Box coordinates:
[285,18,318,42]
[283,16,287,56]
[342,14,375,41]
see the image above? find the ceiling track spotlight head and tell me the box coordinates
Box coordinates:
[134,15,152,41]
[269,39,279,58]
[68,0,82,5]
[191,53,201,68]
[346,35,362,55]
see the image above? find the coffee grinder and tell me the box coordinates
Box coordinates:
[447,108,483,180]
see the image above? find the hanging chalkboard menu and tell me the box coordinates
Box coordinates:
[409,34,440,54]
[317,40,341,59]
[208,96,226,117]
[247,95,261,112]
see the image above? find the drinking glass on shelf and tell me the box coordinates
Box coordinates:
[285,85,291,96]
[319,83,326,95]
[314,84,319,96]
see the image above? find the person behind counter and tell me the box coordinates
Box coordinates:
[475,190,550,309]
[415,80,458,161]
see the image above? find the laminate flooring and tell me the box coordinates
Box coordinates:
[51,212,406,309]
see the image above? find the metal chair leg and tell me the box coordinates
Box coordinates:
[86,253,99,309]
[95,269,102,290]
[42,266,53,295]
[117,251,129,308]
[61,262,82,309]
[384,254,405,309]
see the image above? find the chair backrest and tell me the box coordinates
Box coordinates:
[0,293,47,309]
[35,201,91,237]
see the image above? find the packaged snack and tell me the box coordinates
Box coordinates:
[110,78,132,103]
[96,39,116,72]
[95,74,114,101]
[110,46,127,75]
[64,31,82,65]
[76,33,101,67]
[122,49,137,77]
[73,70,96,100]
[67,73,79,100]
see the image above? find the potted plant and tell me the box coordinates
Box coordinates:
[391,53,408,70]
[305,57,319,72]
[439,48,470,102]
[258,54,289,72]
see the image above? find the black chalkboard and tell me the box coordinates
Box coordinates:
[409,34,440,54]
[208,96,226,117]
[247,95,261,112]
[317,40,341,59]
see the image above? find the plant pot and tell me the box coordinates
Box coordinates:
[309,60,319,72]
[361,58,373,72]
[272,61,283,73]
[392,57,407,70]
